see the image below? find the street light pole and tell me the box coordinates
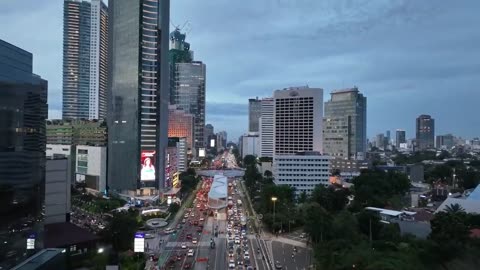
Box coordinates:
[271,197,278,233]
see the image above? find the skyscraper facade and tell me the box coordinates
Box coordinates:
[396,129,406,148]
[168,105,194,150]
[107,0,170,195]
[63,0,108,120]
[259,97,274,158]
[172,61,206,153]
[204,124,214,146]
[436,134,454,150]
[169,28,192,104]
[248,97,262,132]
[416,114,435,151]
[323,88,367,159]
[0,39,48,269]
[273,86,324,155]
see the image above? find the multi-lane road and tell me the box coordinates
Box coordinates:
[146,150,312,270]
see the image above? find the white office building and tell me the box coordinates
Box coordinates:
[75,145,107,193]
[259,97,274,158]
[273,152,330,195]
[241,133,260,158]
[272,86,329,194]
[273,86,323,155]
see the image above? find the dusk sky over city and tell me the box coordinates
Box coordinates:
[1,0,479,140]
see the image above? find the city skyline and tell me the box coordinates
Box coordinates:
[1,0,479,140]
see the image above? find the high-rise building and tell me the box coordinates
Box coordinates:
[436,134,454,150]
[386,130,391,146]
[259,97,274,158]
[396,129,406,149]
[62,0,108,120]
[107,0,170,195]
[241,133,260,158]
[416,114,435,151]
[168,105,194,150]
[375,133,385,149]
[248,97,262,132]
[204,124,214,146]
[0,39,48,269]
[169,28,192,104]
[217,131,227,151]
[172,61,206,154]
[323,88,367,159]
[273,86,323,155]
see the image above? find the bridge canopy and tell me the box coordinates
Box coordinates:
[207,175,228,209]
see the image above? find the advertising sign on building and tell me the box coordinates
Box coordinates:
[140,150,156,181]
[26,233,35,250]
[199,148,206,157]
[134,232,145,252]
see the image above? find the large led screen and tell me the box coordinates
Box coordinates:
[141,150,156,181]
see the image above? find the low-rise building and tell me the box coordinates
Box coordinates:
[46,119,107,146]
[273,151,330,195]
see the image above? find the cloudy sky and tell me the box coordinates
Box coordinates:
[1,0,479,142]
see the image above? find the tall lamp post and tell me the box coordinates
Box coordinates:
[271,197,278,232]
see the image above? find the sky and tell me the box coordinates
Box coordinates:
[1,0,479,142]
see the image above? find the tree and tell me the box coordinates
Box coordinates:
[303,202,331,243]
[311,185,349,213]
[168,202,180,214]
[243,155,257,167]
[297,191,308,204]
[356,210,382,241]
[102,210,140,252]
[444,203,465,214]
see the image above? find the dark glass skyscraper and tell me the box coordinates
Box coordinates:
[63,0,108,120]
[107,0,170,196]
[0,39,48,269]
[416,114,435,151]
[173,61,206,154]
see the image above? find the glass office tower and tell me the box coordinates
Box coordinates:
[0,39,48,269]
[63,0,108,120]
[107,0,170,196]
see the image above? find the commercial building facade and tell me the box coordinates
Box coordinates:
[45,157,71,225]
[172,61,206,154]
[416,115,435,151]
[248,97,262,132]
[273,152,330,195]
[396,129,406,149]
[204,124,214,146]
[46,119,107,146]
[273,86,323,155]
[168,105,194,150]
[259,97,274,158]
[0,39,48,269]
[241,133,260,158]
[436,134,454,150]
[63,0,108,120]
[323,88,367,159]
[107,0,170,196]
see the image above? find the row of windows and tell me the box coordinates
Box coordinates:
[277,174,329,177]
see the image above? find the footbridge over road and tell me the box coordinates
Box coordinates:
[197,169,245,178]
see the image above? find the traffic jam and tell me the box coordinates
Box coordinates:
[226,179,254,270]
[164,177,213,269]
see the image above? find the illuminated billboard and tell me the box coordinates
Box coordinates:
[199,148,206,157]
[140,150,156,181]
[210,139,216,148]
[134,232,145,252]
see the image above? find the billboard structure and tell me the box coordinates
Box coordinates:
[199,148,206,157]
[210,139,215,148]
[140,150,156,181]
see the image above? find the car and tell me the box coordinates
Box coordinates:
[187,249,194,257]
[184,263,192,269]
[234,238,240,244]
[199,217,204,221]
[275,261,283,269]
[190,213,195,217]
[237,260,243,265]
[228,250,234,257]
[196,204,200,208]
[244,251,250,260]
[228,259,236,269]
[184,214,189,218]
[181,219,186,224]
[176,254,182,261]
[181,242,187,249]
[192,237,198,244]
[186,234,192,240]
[193,220,199,226]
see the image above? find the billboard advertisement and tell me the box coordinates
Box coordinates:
[141,150,156,181]
[199,148,206,157]
[134,232,145,253]
[210,139,216,148]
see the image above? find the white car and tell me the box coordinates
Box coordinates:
[244,251,250,260]
[229,259,236,269]
[192,238,198,244]
[199,217,204,222]
[181,243,187,249]
[234,237,240,244]
[187,249,194,257]
[190,213,195,217]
